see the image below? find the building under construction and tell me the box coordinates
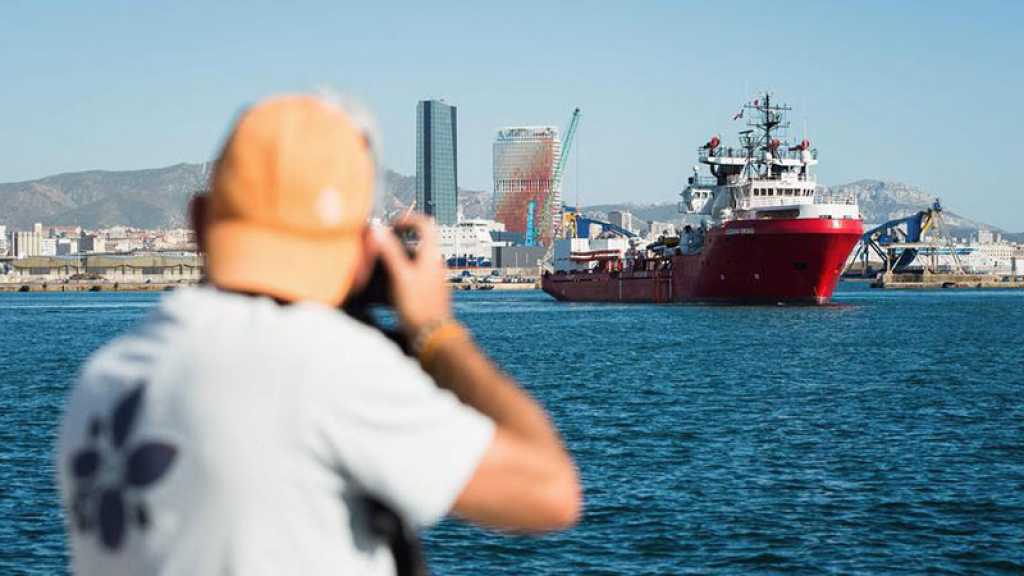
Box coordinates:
[492,108,581,248]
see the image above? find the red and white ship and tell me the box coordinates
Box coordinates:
[542,93,863,304]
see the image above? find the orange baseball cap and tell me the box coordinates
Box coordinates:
[205,95,375,304]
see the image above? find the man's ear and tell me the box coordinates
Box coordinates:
[189,194,208,252]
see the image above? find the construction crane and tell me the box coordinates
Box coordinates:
[527,107,581,247]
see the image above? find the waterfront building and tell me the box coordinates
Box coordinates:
[0,225,7,256]
[40,238,58,257]
[492,245,548,269]
[8,253,203,283]
[438,219,505,262]
[608,210,635,233]
[416,100,458,226]
[56,238,79,256]
[154,228,196,250]
[13,230,42,259]
[51,225,82,238]
[79,234,106,254]
[493,126,562,246]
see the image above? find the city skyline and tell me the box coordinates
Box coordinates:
[1,2,1022,230]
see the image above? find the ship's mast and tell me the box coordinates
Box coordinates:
[741,92,792,178]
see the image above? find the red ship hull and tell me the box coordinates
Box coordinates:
[542,218,863,305]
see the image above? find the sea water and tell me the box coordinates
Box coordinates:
[2,284,1022,574]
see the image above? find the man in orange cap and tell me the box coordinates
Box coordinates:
[58,95,580,575]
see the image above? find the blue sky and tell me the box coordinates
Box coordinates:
[2,1,1021,230]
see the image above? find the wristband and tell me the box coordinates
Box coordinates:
[412,319,469,369]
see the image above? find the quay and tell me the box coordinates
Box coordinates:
[0,280,195,293]
[0,280,538,293]
[1,254,541,294]
[872,271,1024,290]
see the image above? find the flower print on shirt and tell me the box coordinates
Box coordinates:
[68,383,177,551]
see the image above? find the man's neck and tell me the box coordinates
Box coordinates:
[215,286,295,307]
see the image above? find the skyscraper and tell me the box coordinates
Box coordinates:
[492,127,562,246]
[416,100,458,226]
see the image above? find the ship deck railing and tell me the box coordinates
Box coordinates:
[748,173,816,183]
[687,175,718,187]
[721,174,817,187]
[698,147,818,163]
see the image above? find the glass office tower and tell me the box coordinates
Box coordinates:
[416,100,458,226]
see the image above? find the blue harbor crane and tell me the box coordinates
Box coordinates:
[848,199,966,276]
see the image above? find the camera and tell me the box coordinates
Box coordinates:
[341,226,420,354]
[343,226,420,309]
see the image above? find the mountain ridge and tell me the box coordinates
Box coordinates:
[0,164,1016,239]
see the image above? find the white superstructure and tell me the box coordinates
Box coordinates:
[681,93,860,223]
[438,219,505,261]
[553,237,629,272]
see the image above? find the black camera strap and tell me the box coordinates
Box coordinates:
[365,497,429,576]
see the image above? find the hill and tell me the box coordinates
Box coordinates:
[0,166,1014,240]
[0,163,489,229]
[0,163,210,230]
[820,180,995,237]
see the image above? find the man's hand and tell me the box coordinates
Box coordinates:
[368,214,452,334]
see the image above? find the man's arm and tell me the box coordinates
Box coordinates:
[424,337,581,531]
[369,216,581,532]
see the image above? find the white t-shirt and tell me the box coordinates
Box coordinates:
[57,287,494,575]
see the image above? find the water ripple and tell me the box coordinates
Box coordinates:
[1,285,1023,574]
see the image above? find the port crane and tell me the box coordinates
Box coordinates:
[526,107,581,247]
[562,208,638,240]
[848,199,965,276]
